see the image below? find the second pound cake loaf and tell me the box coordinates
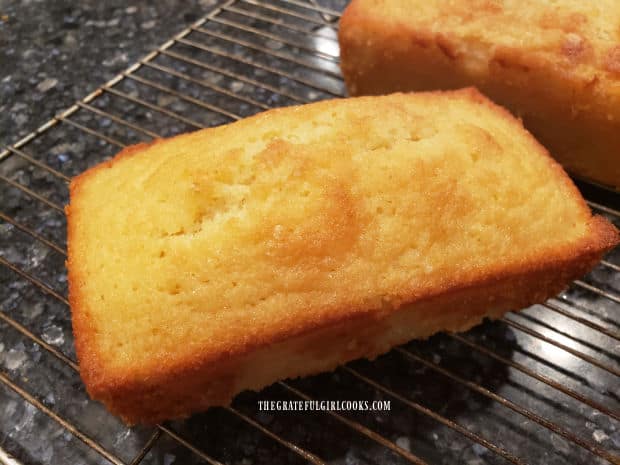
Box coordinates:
[67,89,618,424]
[339,0,620,188]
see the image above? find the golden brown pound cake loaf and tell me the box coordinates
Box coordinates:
[339,0,620,188]
[67,89,618,424]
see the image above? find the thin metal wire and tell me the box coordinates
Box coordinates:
[0,370,126,465]
[307,0,339,24]
[0,445,23,465]
[54,74,232,150]
[59,48,336,150]
[156,425,225,465]
[587,200,620,219]
[125,73,240,120]
[1,118,66,165]
[396,348,619,463]
[515,311,619,363]
[61,118,127,148]
[161,50,304,104]
[103,87,204,130]
[277,381,428,465]
[280,0,341,17]
[543,300,620,341]
[222,4,338,40]
[573,280,620,305]
[177,34,342,96]
[0,212,66,256]
[240,0,337,27]
[226,406,326,465]
[191,22,343,79]
[209,15,339,59]
[191,23,342,77]
[342,366,527,465]
[554,294,620,329]
[129,430,162,465]
[0,174,64,212]
[448,333,619,421]
[0,310,78,371]
[0,256,69,306]
[601,260,620,272]
[5,147,70,182]
[77,102,161,139]
[160,48,306,103]
[502,316,620,376]
[141,60,271,110]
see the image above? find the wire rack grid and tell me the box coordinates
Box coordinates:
[0,1,619,464]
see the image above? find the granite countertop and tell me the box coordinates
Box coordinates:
[0,0,216,148]
[1,1,619,464]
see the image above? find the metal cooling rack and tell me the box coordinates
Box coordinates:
[0,1,619,464]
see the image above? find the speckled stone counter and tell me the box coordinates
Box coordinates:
[0,0,215,148]
[1,1,619,464]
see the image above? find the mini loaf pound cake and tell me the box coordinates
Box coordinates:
[339,0,620,188]
[67,89,618,424]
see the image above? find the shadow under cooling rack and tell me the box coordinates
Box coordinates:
[0,1,619,464]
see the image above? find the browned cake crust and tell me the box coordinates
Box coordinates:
[67,89,618,424]
[339,0,620,188]
[70,235,614,424]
